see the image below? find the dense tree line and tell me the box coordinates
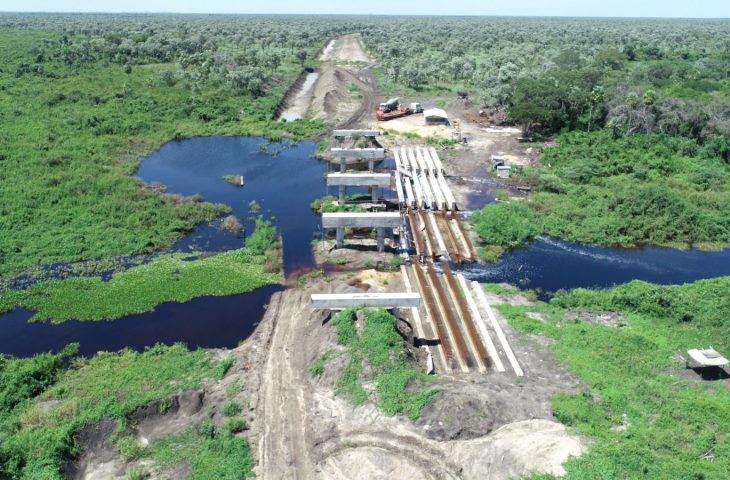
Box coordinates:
[360,17,729,152]
[2,14,359,96]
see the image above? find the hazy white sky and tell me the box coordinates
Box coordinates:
[2,0,729,18]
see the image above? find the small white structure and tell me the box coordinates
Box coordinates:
[496,165,511,179]
[686,348,729,371]
[424,108,449,125]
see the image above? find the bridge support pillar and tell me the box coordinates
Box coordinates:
[336,228,345,248]
[339,185,347,202]
[371,187,378,202]
[340,156,346,173]
[377,227,386,253]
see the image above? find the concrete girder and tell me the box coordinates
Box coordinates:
[326,173,392,187]
[311,293,421,309]
[322,212,401,229]
[332,130,381,137]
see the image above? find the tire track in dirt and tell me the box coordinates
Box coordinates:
[256,290,318,479]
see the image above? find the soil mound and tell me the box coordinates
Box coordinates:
[310,68,349,123]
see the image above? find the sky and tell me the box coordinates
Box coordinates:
[1,0,729,18]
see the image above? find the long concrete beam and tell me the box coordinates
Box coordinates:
[322,212,401,228]
[428,147,445,174]
[326,173,392,187]
[311,293,421,309]
[331,148,386,159]
[333,129,381,137]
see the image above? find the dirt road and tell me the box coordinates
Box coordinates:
[319,33,373,64]
[279,33,378,129]
[255,290,317,479]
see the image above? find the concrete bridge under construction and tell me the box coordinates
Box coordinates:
[312,131,523,376]
[322,212,400,252]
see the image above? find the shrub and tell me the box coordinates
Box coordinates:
[216,357,236,379]
[118,437,145,462]
[198,420,216,439]
[471,202,540,248]
[226,417,248,434]
[245,217,277,255]
[223,401,242,417]
[0,343,77,413]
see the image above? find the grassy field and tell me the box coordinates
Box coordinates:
[145,426,255,480]
[0,343,251,479]
[314,308,438,420]
[495,277,730,479]
[0,29,324,279]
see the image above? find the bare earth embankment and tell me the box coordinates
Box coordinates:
[279,34,377,126]
[250,275,587,480]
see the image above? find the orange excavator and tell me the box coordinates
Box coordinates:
[376,98,422,121]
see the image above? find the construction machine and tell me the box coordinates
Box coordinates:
[376,98,422,121]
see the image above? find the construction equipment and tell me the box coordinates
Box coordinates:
[376,98,422,121]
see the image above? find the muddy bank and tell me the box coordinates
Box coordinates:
[274,67,316,121]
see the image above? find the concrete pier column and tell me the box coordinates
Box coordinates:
[377,227,386,253]
[339,185,347,202]
[368,158,374,171]
[336,228,345,248]
[340,156,346,173]
[371,187,378,202]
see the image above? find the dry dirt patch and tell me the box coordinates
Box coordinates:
[323,33,373,64]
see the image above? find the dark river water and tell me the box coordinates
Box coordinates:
[2,136,730,358]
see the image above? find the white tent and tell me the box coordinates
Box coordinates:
[423,108,449,125]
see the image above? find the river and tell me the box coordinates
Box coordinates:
[2,136,729,357]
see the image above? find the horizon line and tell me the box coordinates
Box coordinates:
[0,11,728,20]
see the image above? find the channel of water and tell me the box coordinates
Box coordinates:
[2,136,729,358]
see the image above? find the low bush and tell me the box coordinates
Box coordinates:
[471,202,541,249]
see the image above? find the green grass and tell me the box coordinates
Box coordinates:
[145,426,254,479]
[0,29,325,279]
[222,401,242,417]
[310,195,367,214]
[310,351,334,378]
[495,277,730,479]
[0,247,280,322]
[482,283,522,296]
[0,344,219,479]
[329,309,438,420]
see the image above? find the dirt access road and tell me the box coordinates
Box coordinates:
[279,34,378,127]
